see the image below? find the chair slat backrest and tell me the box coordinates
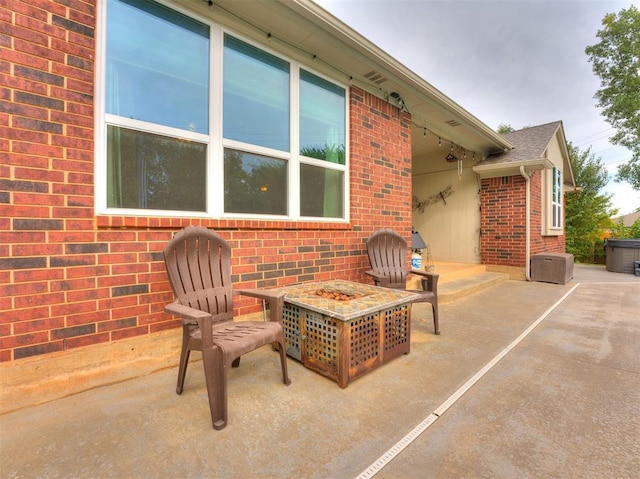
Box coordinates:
[366,229,408,289]
[163,226,233,322]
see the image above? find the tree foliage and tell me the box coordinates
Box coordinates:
[632,218,640,238]
[496,123,515,134]
[565,143,618,262]
[585,5,640,190]
[610,216,640,239]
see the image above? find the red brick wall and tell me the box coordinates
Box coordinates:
[528,171,566,255]
[0,0,413,362]
[480,172,565,268]
[480,176,527,266]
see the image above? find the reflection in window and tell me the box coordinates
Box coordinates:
[300,163,343,218]
[106,0,209,133]
[107,126,207,211]
[300,70,346,164]
[224,149,288,215]
[223,35,290,151]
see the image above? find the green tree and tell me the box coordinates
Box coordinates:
[585,5,640,190]
[496,123,515,134]
[631,217,640,238]
[610,215,640,238]
[565,143,618,262]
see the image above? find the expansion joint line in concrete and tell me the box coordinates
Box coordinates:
[354,283,581,479]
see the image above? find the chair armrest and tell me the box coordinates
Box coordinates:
[409,270,439,294]
[364,270,385,280]
[164,301,211,325]
[235,289,285,323]
[364,270,386,286]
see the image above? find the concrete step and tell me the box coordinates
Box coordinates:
[438,271,510,303]
[436,263,488,284]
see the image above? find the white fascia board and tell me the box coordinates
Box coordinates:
[472,158,554,178]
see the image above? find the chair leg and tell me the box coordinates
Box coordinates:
[176,327,191,395]
[202,345,228,430]
[432,302,440,335]
[277,339,291,385]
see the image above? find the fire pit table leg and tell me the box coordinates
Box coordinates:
[337,324,349,388]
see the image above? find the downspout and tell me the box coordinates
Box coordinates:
[520,166,531,280]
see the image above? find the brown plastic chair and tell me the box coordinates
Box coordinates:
[163,225,290,430]
[365,228,440,335]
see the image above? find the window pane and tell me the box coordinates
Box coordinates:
[107,126,206,211]
[223,35,289,151]
[300,70,346,165]
[300,164,344,218]
[224,149,287,215]
[552,167,562,228]
[106,0,209,133]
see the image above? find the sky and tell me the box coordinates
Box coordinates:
[315,0,640,215]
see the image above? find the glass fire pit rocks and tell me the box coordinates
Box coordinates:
[270,280,420,388]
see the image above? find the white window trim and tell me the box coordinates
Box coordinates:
[541,166,563,236]
[94,0,350,223]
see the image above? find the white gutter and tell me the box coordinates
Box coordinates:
[473,158,553,177]
[520,166,531,281]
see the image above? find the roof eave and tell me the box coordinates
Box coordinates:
[472,158,554,178]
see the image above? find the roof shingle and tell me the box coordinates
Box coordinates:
[480,121,562,165]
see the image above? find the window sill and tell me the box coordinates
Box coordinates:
[542,227,563,237]
[96,215,352,230]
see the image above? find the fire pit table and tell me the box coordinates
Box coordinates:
[270,280,420,388]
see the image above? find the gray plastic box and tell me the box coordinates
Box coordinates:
[531,253,574,285]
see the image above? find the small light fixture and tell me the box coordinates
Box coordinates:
[390,92,405,110]
[411,228,428,270]
[260,185,268,192]
[411,229,427,251]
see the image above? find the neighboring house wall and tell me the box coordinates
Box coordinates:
[0,1,412,363]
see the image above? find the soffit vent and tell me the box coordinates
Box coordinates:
[445,119,462,127]
[364,70,388,85]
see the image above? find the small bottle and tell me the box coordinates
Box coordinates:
[411,250,422,270]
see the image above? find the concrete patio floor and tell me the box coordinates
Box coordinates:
[1,264,639,478]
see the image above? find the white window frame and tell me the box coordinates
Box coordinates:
[94,0,349,223]
[542,166,563,235]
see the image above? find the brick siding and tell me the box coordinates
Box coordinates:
[480,172,565,268]
[0,1,412,361]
